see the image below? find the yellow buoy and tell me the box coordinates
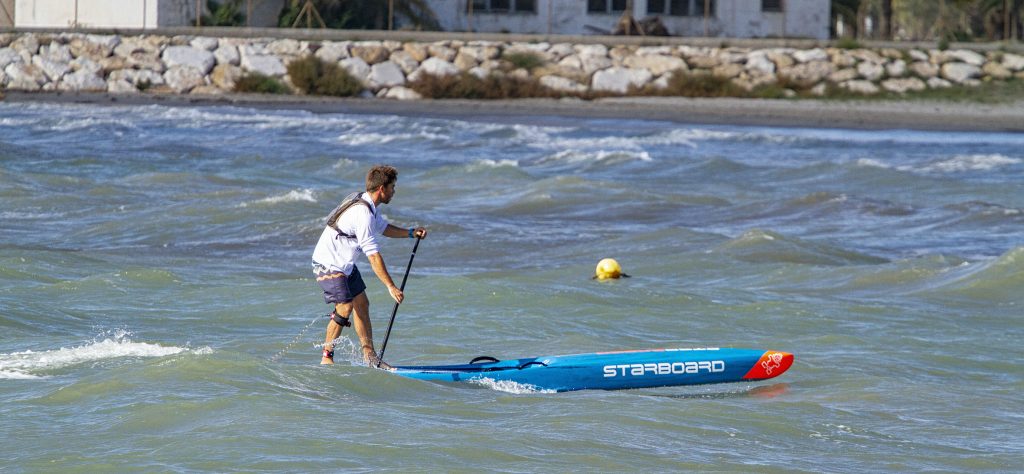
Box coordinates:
[594,258,623,280]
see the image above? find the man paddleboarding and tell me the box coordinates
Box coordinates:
[312,165,427,367]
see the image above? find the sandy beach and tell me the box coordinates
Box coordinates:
[4,90,1024,132]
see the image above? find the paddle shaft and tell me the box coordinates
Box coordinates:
[376,236,421,367]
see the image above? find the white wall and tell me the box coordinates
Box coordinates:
[423,0,829,39]
[15,0,197,28]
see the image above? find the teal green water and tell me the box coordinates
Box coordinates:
[1,103,1022,472]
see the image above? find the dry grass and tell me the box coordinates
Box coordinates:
[408,72,559,100]
[286,55,363,97]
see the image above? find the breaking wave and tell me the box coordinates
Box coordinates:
[0,330,204,380]
[240,189,318,207]
[857,154,1021,174]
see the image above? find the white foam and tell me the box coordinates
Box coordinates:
[331,158,358,169]
[48,116,138,132]
[857,155,1021,174]
[337,130,447,146]
[856,158,891,169]
[0,330,195,380]
[468,159,519,170]
[471,377,556,394]
[537,149,652,167]
[922,154,1022,173]
[241,189,317,207]
[0,117,39,127]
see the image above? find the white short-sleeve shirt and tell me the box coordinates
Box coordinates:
[312,194,389,275]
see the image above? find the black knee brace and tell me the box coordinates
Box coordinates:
[331,311,352,327]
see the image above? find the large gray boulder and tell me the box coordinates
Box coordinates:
[163,46,216,74]
[1003,53,1024,71]
[540,75,587,93]
[792,48,828,63]
[946,49,986,66]
[881,77,926,93]
[414,57,459,78]
[384,86,422,100]
[856,61,885,81]
[315,42,350,63]
[841,80,880,94]
[59,70,107,91]
[623,54,687,76]
[4,62,46,90]
[0,47,23,69]
[109,68,165,87]
[591,67,652,94]
[340,56,372,83]
[190,37,219,51]
[241,54,286,76]
[31,56,70,82]
[369,61,405,88]
[164,66,206,93]
[388,50,420,74]
[941,62,981,83]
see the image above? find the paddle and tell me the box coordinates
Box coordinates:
[376,236,421,368]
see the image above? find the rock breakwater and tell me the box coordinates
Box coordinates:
[2,32,1022,99]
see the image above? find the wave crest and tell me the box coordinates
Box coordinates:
[714,229,888,266]
[0,330,199,379]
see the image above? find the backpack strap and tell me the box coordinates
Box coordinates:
[325,192,372,240]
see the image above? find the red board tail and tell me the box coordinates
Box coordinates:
[742,351,794,380]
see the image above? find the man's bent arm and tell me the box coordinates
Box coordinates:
[383,224,427,239]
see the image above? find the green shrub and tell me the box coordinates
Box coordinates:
[200,0,245,27]
[835,37,861,50]
[234,73,291,94]
[408,72,557,99]
[748,83,792,99]
[649,71,745,98]
[286,55,363,97]
[502,51,546,71]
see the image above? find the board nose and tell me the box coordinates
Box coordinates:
[742,351,794,380]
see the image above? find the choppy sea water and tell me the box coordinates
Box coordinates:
[1,101,1022,472]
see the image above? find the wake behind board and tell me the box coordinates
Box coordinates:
[390,347,793,392]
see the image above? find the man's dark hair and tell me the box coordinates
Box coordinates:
[366,165,397,192]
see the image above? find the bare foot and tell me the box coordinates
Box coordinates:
[363,350,392,369]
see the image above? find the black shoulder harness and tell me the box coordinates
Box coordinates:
[325,192,372,239]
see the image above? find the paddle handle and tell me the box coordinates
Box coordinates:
[376,236,420,367]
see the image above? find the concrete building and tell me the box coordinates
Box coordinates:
[428,0,830,39]
[6,0,829,40]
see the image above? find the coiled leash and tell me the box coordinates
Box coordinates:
[269,310,349,363]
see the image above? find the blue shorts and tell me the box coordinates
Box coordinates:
[313,263,366,305]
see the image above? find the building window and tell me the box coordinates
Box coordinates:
[695,0,716,16]
[649,0,713,17]
[762,0,783,12]
[471,0,536,13]
[588,0,628,13]
[648,0,690,16]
